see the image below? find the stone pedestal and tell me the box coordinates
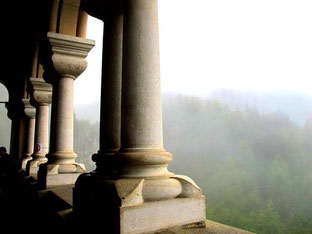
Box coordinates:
[74,0,206,233]
[27,78,52,175]
[38,32,95,188]
[74,175,206,234]
[21,98,36,171]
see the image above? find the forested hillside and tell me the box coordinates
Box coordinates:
[162,94,312,233]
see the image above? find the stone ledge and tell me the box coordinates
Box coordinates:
[121,196,206,234]
[38,172,82,189]
[39,184,74,206]
[158,220,254,234]
[14,175,254,234]
[22,177,253,234]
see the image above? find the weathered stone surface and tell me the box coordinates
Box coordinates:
[40,172,82,188]
[23,98,36,119]
[143,178,182,202]
[173,175,202,198]
[29,163,40,175]
[30,77,52,106]
[116,179,144,207]
[120,196,206,234]
[74,174,206,234]
[48,32,95,80]
[45,184,74,206]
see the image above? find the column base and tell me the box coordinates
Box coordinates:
[29,166,40,176]
[38,163,85,189]
[21,156,32,171]
[26,158,47,176]
[73,173,206,234]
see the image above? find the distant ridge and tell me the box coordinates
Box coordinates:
[209,89,312,126]
[73,90,312,126]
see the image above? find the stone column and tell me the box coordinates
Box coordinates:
[39,32,94,188]
[74,1,206,233]
[28,78,52,175]
[21,98,36,171]
[118,0,171,180]
[76,9,88,38]
[92,12,123,174]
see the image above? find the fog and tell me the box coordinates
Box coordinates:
[1,0,312,232]
[71,90,312,233]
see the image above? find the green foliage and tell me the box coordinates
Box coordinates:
[245,201,286,234]
[163,94,312,233]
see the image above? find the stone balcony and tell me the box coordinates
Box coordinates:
[1,171,252,234]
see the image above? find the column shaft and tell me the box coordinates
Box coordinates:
[93,13,123,173]
[121,0,163,150]
[26,118,36,154]
[33,105,50,160]
[47,76,77,170]
[100,14,123,154]
[22,116,36,170]
[117,0,172,179]
[53,77,74,153]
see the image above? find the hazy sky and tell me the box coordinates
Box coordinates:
[74,0,312,106]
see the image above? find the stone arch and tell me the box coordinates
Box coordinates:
[49,0,88,38]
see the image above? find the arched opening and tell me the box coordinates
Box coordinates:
[74,15,103,171]
[0,83,11,153]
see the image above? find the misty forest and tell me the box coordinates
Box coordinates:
[1,91,312,233]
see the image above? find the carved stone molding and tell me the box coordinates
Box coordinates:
[22,98,36,119]
[29,77,52,106]
[48,32,95,79]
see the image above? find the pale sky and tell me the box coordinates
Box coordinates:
[74,0,312,106]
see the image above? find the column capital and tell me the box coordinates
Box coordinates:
[22,98,36,119]
[47,32,95,80]
[30,77,52,106]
